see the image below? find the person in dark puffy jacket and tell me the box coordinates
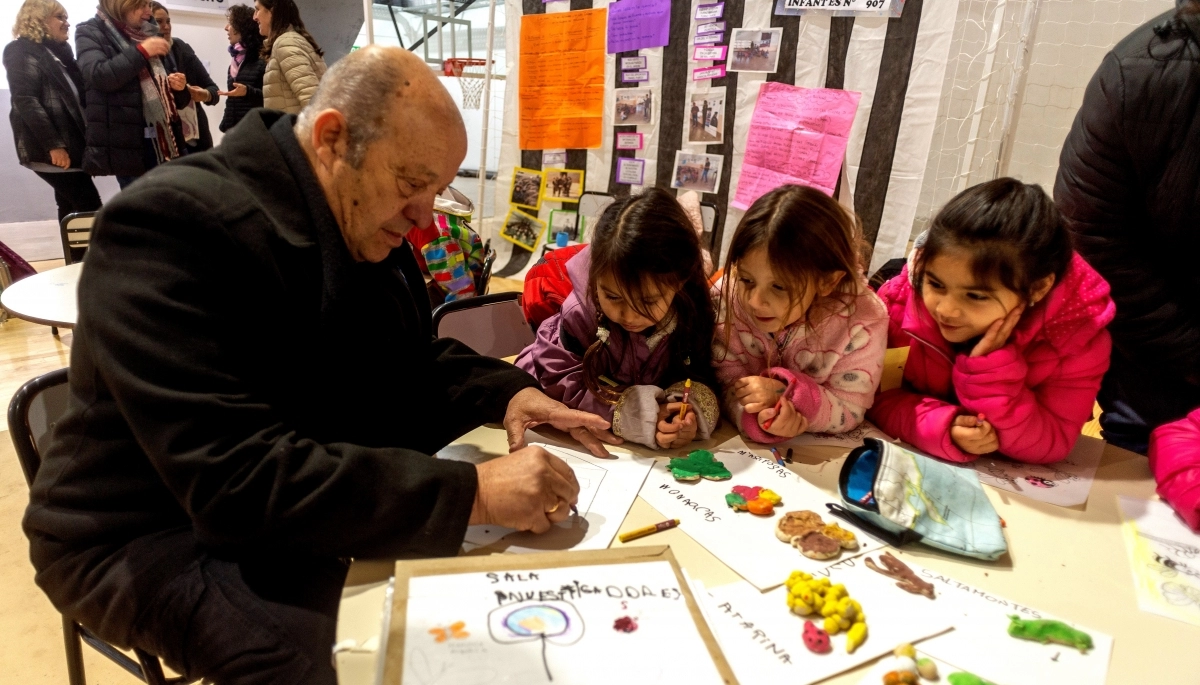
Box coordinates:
[4,0,102,223]
[217,3,263,132]
[75,0,190,188]
[1054,0,1200,455]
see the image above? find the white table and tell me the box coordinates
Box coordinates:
[0,262,82,328]
[335,425,1200,685]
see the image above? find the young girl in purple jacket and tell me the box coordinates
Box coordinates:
[515,188,719,449]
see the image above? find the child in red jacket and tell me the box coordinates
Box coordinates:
[867,178,1115,463]
[1149,408,1200,531]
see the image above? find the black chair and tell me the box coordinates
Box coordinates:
[431,292,535,358]
[476,239,496,295]
[699,200,721,253]
[59,212,94,265]
[8,369,192,685]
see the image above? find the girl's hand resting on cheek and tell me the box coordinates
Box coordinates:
[734,376,787,413]
[656,402,697,449]
[949,414,999,454]
[757,398,807,438]
[971,303,1024,357]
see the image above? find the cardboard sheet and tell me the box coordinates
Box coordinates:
[733,82,861,209]
[519,9,607,150]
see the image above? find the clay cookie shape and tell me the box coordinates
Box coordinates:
[1006,615,1093,653]
[668,450,733,482]
[775,510,825,543]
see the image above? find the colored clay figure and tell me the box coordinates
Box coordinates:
[1006,615,1093,653]
[916,658,938,680]
[845,621,868,653]
[802,620,831,654]
[612,616,638,633]
[725,492,748,510]
[668,450,732,481]
[796,531,841,560]
[746,498,776,515]
[820,522,859,550]
[893,643,916,659]
[775,510,825,543]
[725,486,783,515]
[882,672,918,685]
[865,552,936,599]
[947,673,995,685]
[785,571,831,616]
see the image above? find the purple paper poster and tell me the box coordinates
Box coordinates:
[733,82,862,210]
[607,0,672,54]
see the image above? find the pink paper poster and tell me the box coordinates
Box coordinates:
[732,82,861,210]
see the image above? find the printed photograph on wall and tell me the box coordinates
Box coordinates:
[500,207,545,251]
[548,209,580,242]
[614,88,654,125]
[729,28,783,73]
[541,168,585,203]
[687,87,726,144]
[670,151,723,194]
[510,168,544,210]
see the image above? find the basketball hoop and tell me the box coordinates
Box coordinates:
[443,58,489,110]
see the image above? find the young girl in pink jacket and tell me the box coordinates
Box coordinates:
[868,178,1115,464]
[714,185,889,444]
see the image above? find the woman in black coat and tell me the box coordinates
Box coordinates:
[217,3,264,132]
[150,2,218,152]
[4,0,102,222]
[1055,0,1200,453]
[76,0,191,188]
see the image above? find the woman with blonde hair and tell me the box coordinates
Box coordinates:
[75,0,191,188]
[4,0,102,224]
[254,0,326,113]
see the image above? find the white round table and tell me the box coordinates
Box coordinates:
[1,262,82,328]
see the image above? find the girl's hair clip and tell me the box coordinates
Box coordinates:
[596,326,611,344]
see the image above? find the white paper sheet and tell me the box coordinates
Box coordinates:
[917,565,1113,685]
[440,443,654,554]
[694,560,952,685]
[401,561,726,685]
[775,420,892,450]
[973,435,1105,508]
[638,440,881,590]
[1117,496,1200,628]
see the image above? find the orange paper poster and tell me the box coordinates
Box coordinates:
[519,9,607,150]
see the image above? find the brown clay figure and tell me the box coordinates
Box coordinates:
[864,552,936,599]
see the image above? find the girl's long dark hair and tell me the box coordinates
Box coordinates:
[259,0,323,60]
[228,4,263,58]
[582,188,716,404]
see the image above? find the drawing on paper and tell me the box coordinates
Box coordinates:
[488,601,585,681]
[428,621,470,643]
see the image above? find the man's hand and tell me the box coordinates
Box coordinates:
[655,402,697,449]
[734,376,787,413]
[167,72,187,92]
[949,415,999,454]
[504,387,620,458]
[757,398,808,439]
[469,446,580,534]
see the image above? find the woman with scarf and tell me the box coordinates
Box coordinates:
[149,2,218,152]
[4,0,103,224]
[217,3,263,132]
[75,0,190,188]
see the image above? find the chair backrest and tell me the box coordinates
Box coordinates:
[576,192,616,242]
[8,367,70,486]
[699,201,720,252]
[476,240,496,295]
[431,292,535,359]
[60,212,95,265]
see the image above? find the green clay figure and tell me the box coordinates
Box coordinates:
[1006,615,1093,653]
[668,450,732,482]
[947,673,995,685]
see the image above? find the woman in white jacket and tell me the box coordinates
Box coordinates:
[254,0,325,113]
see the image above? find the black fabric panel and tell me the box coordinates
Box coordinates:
[767,13,801,86]
[565,1,592,199]
[854,0,923,248]
[653,0,693,190]
[494,248,534,278]
[608,44,640,197]
[825,17,855,90]
[703,0,746,258]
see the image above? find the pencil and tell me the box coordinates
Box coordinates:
[769,447,785,467]
[618,518,680,543]
[678,379,692,421]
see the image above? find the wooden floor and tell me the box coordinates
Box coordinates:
[0,265,1104,683]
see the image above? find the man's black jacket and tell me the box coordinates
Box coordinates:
[24,110,536,644]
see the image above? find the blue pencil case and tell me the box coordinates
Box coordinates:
[832,438,1008,560]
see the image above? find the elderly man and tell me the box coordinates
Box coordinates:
[24,46,617,684]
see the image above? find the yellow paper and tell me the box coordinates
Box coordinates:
[519,9,607,150]
[879,346,909,393]
[1119,498,1200,628]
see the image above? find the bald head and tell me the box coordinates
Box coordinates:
[296,46,465,168]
